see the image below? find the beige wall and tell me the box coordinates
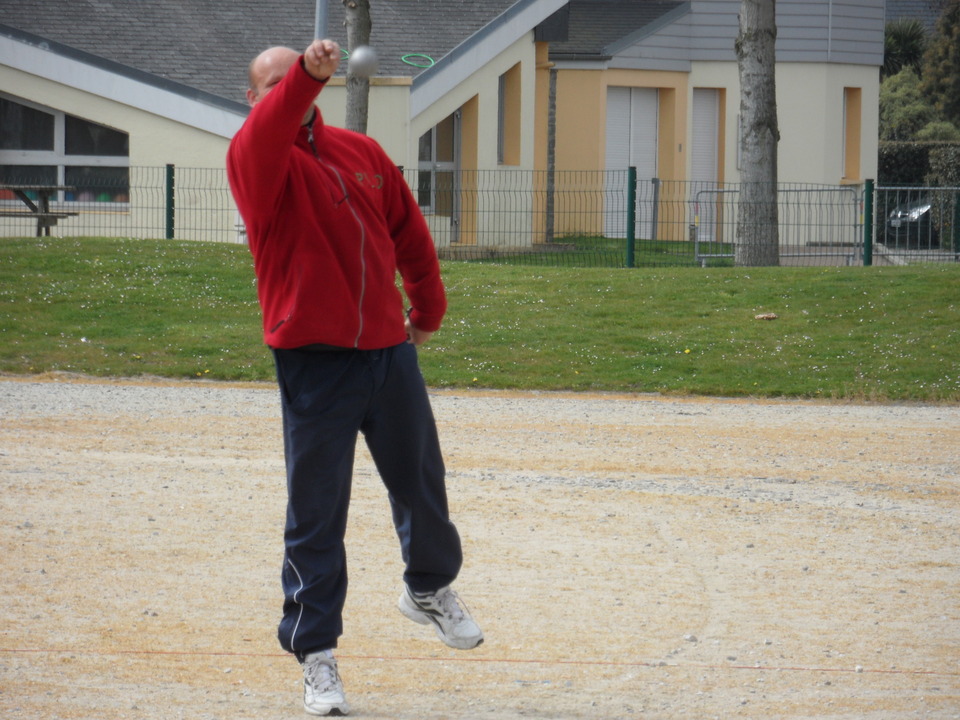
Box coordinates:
[315,79,413,168]
[775,63,879,185]
[687,61,880,186]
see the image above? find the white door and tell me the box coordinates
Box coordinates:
[604,87,658,238]
[691,88,721,242]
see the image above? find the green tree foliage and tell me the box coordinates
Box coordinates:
[883,17,927,78]
[915,120,960,141]
[928,144,960,186]
[877,141,933,184]
[879,68,936,140]
[919,0,960,127]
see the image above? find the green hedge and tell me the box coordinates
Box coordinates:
[928,145,960,186]
[878,141,960,185]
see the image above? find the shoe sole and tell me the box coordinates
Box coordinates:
[398,592,484,650]
[304,703,349,717]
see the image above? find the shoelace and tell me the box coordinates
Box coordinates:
[304,656,339,692]
[435,588,466,621]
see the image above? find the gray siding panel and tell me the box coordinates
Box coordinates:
[621,0,883,66]
[778,0,884,63]
[612,16,694,72]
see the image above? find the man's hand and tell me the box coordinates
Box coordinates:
[405,318,434,346]
[304,39,340,82]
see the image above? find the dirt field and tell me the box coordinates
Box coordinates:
[1,374,958,719]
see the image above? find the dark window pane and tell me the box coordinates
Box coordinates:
[0,98,54,150]
[0,164,57,185]
[65,115,129,156]
[64,166,130,202]
[435,170,453,216]
[418,130,433,163]
[436,115,455,164]
[417,170,432,208]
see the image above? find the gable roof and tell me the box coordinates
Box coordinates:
[543,0,686,60]
[0,0,522,106]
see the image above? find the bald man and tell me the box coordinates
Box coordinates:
[227,40,483,717]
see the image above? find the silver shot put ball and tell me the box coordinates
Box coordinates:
[348,46,379,77]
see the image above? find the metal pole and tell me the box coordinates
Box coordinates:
[315,0,328,38]
[863,178,873,267]
[651,176,660,243]
[165,164,175,240]
[953,190,960,256]
[626,166,637,268]
[544,68,557,244]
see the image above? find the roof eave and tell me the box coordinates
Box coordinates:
[409,0,568,119]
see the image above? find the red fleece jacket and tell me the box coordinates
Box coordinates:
[226,57,446,350]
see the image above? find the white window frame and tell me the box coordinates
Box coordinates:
[416,111,460,215]
[0,92,130,205]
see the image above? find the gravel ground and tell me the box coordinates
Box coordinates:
[1,374,958,719]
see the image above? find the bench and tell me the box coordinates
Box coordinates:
[0,184,79,236]
[0,210,81,236]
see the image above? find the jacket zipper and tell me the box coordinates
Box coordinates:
[308,122,367,348]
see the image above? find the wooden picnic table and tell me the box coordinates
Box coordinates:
[0,184,80,237]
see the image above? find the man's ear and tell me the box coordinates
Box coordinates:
[246,88,258,107]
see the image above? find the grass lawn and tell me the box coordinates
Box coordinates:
[1,236,958,401]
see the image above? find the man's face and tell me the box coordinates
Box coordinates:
[246,48,300,106]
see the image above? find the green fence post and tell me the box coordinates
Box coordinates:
[626,166,636,268]
[165,164,175,240]
[863,178,873,267]
[953,190,960,254]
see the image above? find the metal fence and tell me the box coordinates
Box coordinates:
[872,184,960,265]
[0,166,240,244]
[689,184,863,267]
[2,165,958,267]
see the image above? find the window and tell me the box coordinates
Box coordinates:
[842,87,861,181]
[0,99,54,150]
[0,94,130,203]
[497,63,521,165]
[417,111,458,214]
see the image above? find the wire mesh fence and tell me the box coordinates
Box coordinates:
[873,185,960,265]
[2,165,958,267]
[0,166,242,244]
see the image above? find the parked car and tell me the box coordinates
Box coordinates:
[883,196,939,248]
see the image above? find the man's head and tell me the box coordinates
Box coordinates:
[246,46,301,107]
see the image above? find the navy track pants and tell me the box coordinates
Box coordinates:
[272,342,462,658]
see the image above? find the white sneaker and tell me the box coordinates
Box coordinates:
[302,650,349,716]
[398,585,484,650]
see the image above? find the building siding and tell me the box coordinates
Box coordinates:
[618,0,884,67]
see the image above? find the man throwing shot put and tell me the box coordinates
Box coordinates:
[227,39,483,717]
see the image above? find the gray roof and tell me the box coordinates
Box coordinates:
[1,0,705,110]
[545,0,685,60]
[0,0,519,106]
[2,0,897,112]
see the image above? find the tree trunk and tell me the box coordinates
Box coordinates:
[735,0,780,266]
[343,0,372,134]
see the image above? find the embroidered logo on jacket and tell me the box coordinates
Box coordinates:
[355,172,384,190]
